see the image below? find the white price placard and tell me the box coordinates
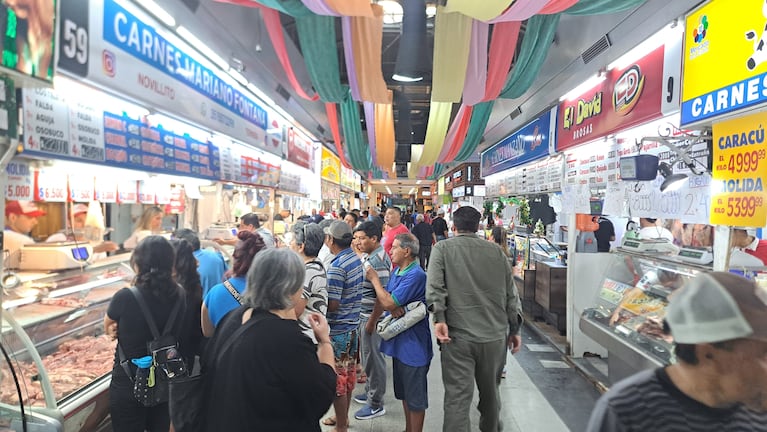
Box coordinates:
[36,169,68,202]
[5,161,34,201]
[138,180,156,204]
[95,177,117,203]
[68,174,95,202]
[117,180,137,204]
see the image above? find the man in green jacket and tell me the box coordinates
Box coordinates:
[426,206,523,432]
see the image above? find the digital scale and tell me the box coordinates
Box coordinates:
[620,238,680,255]
[19,242,94,271]
[203,224,238,240]
[676,247,714,265]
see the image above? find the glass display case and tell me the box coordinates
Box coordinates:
[512,233,564,307]
[0,254,133,432]
[580,249,705,383]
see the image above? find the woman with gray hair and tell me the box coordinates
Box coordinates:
[201,248,336,431]
[290,222,329,343]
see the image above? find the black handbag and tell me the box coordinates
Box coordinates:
[169,310,268,432]
[119,287,186,407]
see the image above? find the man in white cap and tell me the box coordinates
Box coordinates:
[4,200,46,268]
[587,271,767,431]
[46,203,118,259]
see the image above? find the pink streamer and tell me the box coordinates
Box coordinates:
[300,0,340,16]
[483,21,521,100]
[258,5,319,101]
[462,20,489,106]
[341,17,362,101]
[363,101,378,165]
[418,166,428,178]
[437,104,468,162]
[486,0,548,23]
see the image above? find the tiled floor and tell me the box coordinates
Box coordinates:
[320,322,601,431]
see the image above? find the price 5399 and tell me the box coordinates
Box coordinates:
[726,196,764,218]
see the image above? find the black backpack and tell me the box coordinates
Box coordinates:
[119,286,188,407]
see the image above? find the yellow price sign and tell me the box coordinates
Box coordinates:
[710,112,767,226]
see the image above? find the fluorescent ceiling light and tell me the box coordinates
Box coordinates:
[176,26,230,71]
[392,74,423,82]
[608,22,682,71]
[416,180,422,185]
[380,179,386,183]
[137,0,176,27]
[560,75,606,102]
[408,187,416,195]
[425,5,437,17]
[228,69,248,86]
[386,186,392,194]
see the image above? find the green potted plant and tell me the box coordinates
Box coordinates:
[483,200,495,228]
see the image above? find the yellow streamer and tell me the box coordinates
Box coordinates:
[431,7,473,103]
[375,91,395,177]
[417,102,453,167]
[444,0,515,21]
[408,145,424,179]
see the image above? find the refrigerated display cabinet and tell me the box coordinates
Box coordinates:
[579,250,704,384]
[0,255,133,432]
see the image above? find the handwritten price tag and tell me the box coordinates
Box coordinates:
[35,169,67,202]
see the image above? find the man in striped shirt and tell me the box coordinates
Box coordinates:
[352,221,392,420]
[324,220,364,432]
[587,272,767,431]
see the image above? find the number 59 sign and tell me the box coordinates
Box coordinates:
[710,112,767,227]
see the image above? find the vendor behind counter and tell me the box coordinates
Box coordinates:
[46,203,118,260]
[3,200,46,268]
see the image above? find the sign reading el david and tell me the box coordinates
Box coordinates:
[682,0,767,125]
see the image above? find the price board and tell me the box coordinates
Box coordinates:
[5,161,34,201]
[710,112,767,226]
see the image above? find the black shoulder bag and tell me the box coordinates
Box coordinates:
[118,286,187,407]
[169,310,269,432]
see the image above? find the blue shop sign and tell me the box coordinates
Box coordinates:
[103,0,268,130]
[481,108,555,177]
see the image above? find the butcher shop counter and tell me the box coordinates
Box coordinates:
[0,253,134,432]
[579,250,707,385]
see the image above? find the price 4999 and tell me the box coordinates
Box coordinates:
[723,149,766,174]
[726,195,764,218]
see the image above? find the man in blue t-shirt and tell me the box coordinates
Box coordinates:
[173,229,227,296]
[324,220,364,432]
[364,233,432,432]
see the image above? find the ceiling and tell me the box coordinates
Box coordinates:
[147,0,704,182]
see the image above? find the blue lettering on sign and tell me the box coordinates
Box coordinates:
[480,110,551,177]
[103,0,268,130]
[719,178,764,193]
[681,72,767,126]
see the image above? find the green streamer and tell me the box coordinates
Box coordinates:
[454,100,495,161]
[565,0,647,15]
[295,15,348,102]
[254,0,313,16]
[499,14,560,99]
[341,93,371,171]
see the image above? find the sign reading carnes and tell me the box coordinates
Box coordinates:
[556,42,679,151]
[681,0,767,125]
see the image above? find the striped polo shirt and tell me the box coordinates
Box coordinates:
[326,247,364,335]
[360,245,391,318]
